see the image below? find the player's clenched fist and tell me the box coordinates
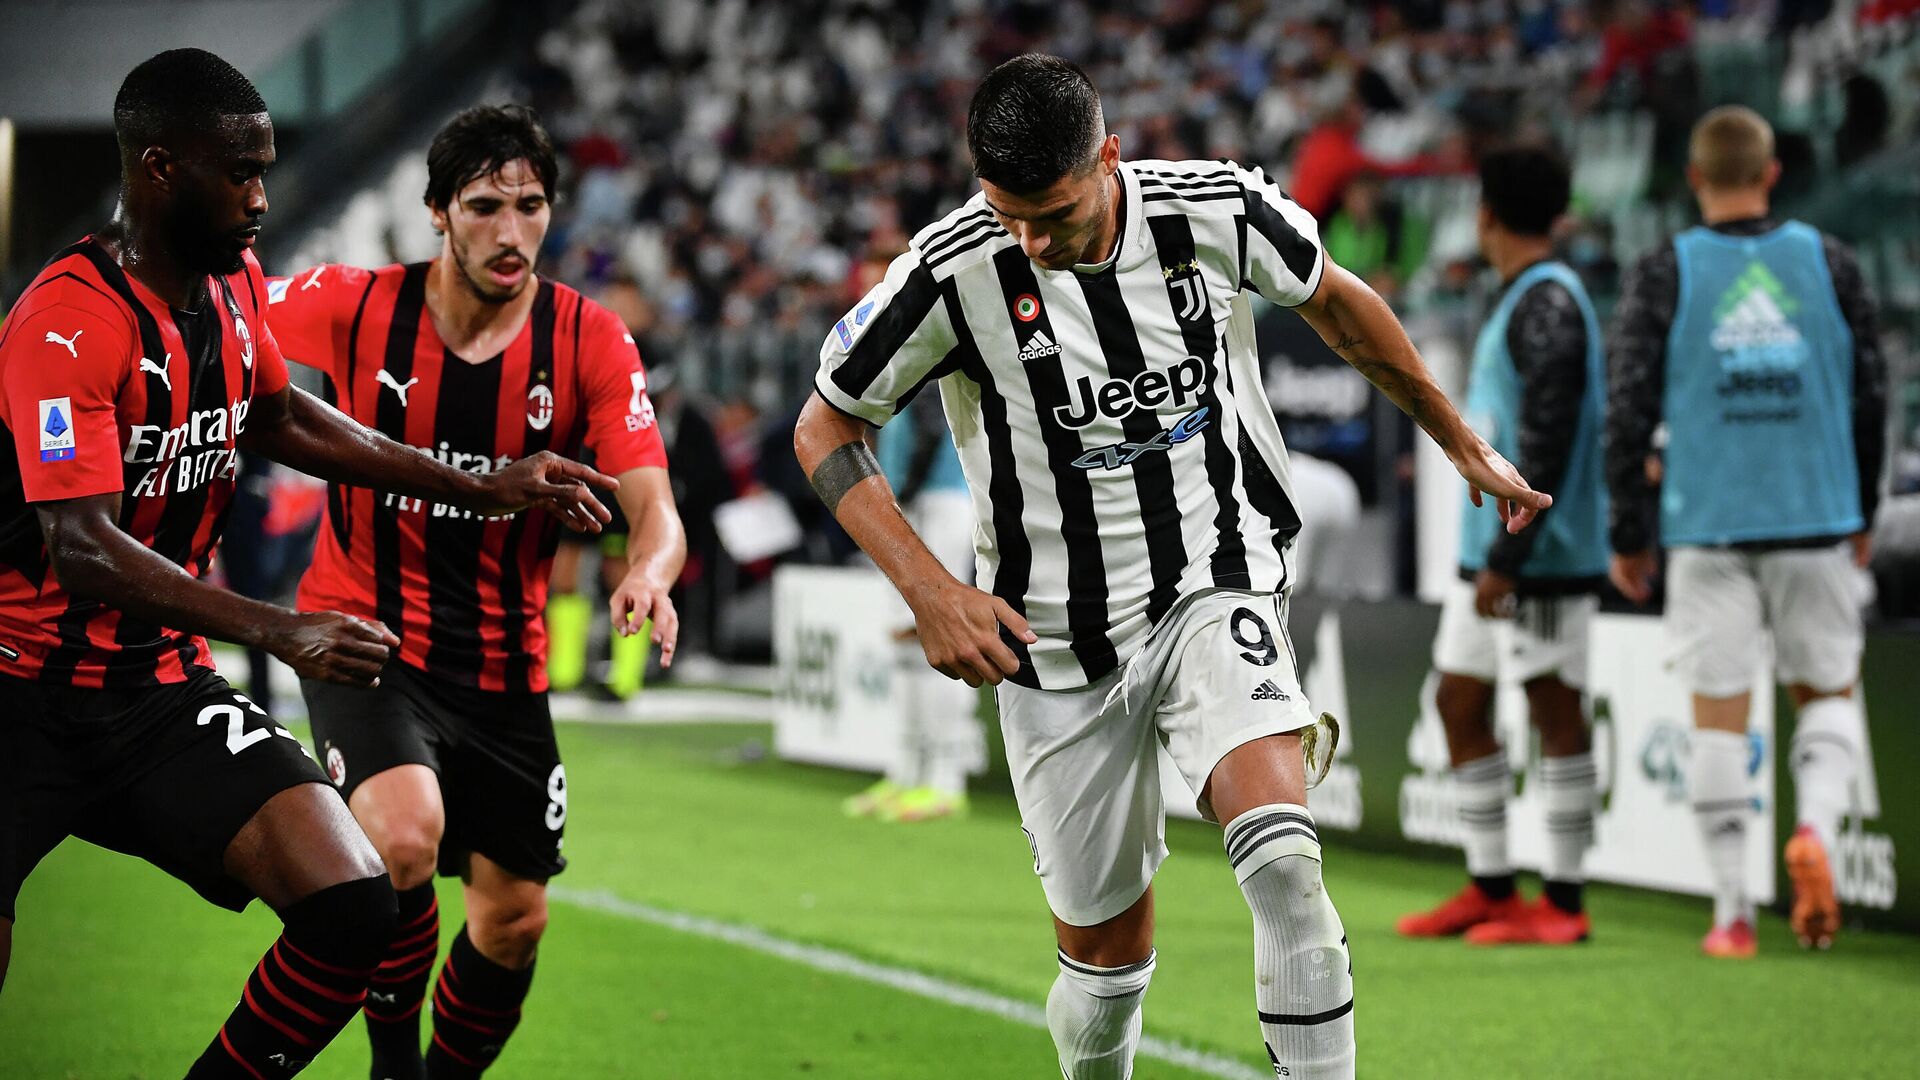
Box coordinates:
[905,578,1039,687]
[475,450,621,533]
[266,610,400,687]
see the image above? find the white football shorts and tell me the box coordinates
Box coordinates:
[1665,543,1864,697]
[1431,577,1596,689]
[994,588,1315,926]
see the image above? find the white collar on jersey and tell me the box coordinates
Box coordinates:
[1062,161,1146,276]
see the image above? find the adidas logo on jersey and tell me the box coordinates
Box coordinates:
[1711,262,1806,357]
[1251,679,1290,702]
[1712,287,1804,353]
[1018,330,1062,362]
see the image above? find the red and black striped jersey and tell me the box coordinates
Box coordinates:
[269,263,666,692]
[0,239,289,687]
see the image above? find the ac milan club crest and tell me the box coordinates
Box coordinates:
[527,384,555,431]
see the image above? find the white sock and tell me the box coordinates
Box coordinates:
[1226,804,1355,1080]
[1452,752,1512,879]
[1690,729,1754,926]
[886,640,927,787]
[918,668,978,796]
[1046,949,1155,1080]
[1791,696,1862,852]
[1540,751,1597,886]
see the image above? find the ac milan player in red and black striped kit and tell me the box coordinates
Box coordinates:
[269,105,686,1080]
[0,52,618,1080]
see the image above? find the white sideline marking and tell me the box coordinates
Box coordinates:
[549,887,1265,1080]
[551,688,771,726]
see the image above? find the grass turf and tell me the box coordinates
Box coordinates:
[4,719,1917,1078]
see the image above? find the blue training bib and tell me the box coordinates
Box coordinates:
[1661,221,1859,545]
[1457,261,1608,578]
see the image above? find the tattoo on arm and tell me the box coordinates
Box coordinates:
[1303,270,1462,449]
[810,440,884,513]
[1340,347,1445,435]
[1320,290,1451,438]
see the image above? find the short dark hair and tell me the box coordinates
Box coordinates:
[1478,143,1570,237]
[113,48,267,158]
[424,104,559,210]
[967,54,1103,193]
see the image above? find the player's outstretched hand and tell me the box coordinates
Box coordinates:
[1453,437,1551,533]
[268,610,400,687]
[610,570,680,668]
[480,451,620,533]
[907,579,1039,688]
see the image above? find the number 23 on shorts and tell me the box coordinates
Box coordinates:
[197,692,304,756]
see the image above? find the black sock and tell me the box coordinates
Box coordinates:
[1472,873,1517,901]
[1544,879,1585,914]
[365,883,438,1079]
[425,925,534,1079]
[187,875,397,1079]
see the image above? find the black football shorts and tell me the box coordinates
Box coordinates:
[301,661,567,881]
[1,666,331,921]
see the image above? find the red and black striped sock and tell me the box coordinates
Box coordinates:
[424,926,534,1079]
[186,875,398,1079]
[364,882,439,1079]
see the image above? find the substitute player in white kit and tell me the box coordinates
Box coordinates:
[1398,145,1607,947]
[1608,107,1886,957]
[795,56,1547,1079]
[841,392,987,822]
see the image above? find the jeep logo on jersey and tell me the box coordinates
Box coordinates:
[1053,354,1206,429]
[527,384,554,431]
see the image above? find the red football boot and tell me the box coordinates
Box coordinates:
[1396,883,1526,938]
[1465,897,1592,945]
[1701,919,1759,959]
[1786,825,1841,950]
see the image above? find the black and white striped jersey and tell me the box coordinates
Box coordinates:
[815,159,1324,690]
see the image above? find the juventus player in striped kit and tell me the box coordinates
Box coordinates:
[0,52,616,1078]
[270,106,684,1079]
[796,56,1548,1079]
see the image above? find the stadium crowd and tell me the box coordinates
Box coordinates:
[514,0,1901,402]
[522,0,1651,403]
[237,0,1918,659]
[457,0,1908,643]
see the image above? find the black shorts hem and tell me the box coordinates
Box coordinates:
[436,842,566,883]
[185,776,339,913]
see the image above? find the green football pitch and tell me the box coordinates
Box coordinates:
[4,717,1916,1079]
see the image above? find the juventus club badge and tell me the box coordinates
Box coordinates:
[1163,258,1205,321]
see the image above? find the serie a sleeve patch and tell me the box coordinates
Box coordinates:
[38,397,76,462]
